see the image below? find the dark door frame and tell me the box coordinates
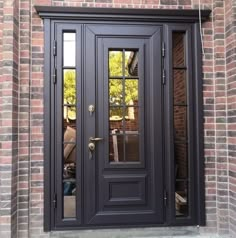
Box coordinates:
[35,6,211,232]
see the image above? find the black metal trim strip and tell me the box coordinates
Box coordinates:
[193,22,206,226]
[43,18,51,232]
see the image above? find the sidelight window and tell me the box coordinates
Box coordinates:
[172,32,189,217]
[63,32,76,218]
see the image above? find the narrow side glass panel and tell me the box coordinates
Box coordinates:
[63,33,76,218]
[173,33,185,67]
[63,33,76,67]
[175,181,188,217]
[173,70,186,105]
[64,70,76,106]
[173,32,189,218]
[174,106,187,141]
[174,142,188,179]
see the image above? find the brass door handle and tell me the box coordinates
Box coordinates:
[89,137,103,142]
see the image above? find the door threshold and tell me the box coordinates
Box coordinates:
[49,226,204,237]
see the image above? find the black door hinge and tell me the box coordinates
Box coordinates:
[53,40,57,56]
[53,39,57,84]
[53,68,57,84]
[162,42,165,57]
[164,190,168,207]
[162,68,166,85]
[53,194,57,208]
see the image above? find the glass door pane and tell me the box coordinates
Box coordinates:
[63,33,76,218]
[108,50,140,163]
[172,32,189,217]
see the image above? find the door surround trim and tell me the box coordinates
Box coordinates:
[35,6,211,22]
[35,7,211,232]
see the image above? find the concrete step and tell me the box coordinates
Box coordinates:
[49,227,225,238]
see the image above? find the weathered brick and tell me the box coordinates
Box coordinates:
[0,0,236,237]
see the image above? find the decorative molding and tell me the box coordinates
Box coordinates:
[35,6,211,23]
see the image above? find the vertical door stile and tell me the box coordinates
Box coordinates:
[77,24,84,224]
[55,25,63,226]
[84,25,97,224]
[53,34,57,214]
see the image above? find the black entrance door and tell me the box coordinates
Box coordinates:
[54,24,164,227]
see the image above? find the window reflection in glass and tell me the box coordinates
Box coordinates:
[173,32,189,218]
[109,51,123,77]
[63,32,76,219]
[174,142,188,179]
[64,70,76,106]
[125,135,139,162]
[109,134,124,162]
[109,79,123,105]
[125,51,139,77]
[63,126,76,219]
[63,33,76,67]
[174,106,187,141]
[173,33,185,67]
[63,116,76,219]
[175,181,188,217]
[125,107,139,131]
[109,49,140,163]
[173,70,186,105]
[109,107,123,130]
[125,80,139,106]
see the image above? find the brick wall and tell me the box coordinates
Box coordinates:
[210,0,229,235]
[225,0,236,237]
[0,0,236,237]
[18,0,31,237]
[0,0,19,237]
